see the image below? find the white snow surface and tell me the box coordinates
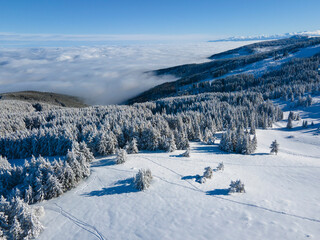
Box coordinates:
[37,101,320,240]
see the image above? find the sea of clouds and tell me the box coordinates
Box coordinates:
[0,41,252,105]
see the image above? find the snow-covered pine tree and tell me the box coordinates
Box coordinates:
[166,135,177,153]
[9,216,23,240]
[61,161,76,191]
[126,138,138,154]
[287,117,293,129]
[270,140,279,155]
[0,156,11,170]
[229,180,245,193]
[24,185,33,204]
[174,130,189,150]
[116,149,127,164]
[79,141,95,163]
[134,169,152,191]
[44,173,63,199]
[241,133,251,154]
[216,162,224,171]
[250,116,256,134]
[203,167,213,179]
[181,148,190,157]
[251,134,257,152]
[33,177,44,203]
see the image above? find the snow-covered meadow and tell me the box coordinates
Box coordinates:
[38,100,320,240]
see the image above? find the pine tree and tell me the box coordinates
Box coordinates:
[62,161,76,191]
[44,173,63,199]
[251,134,257,152]
[181,148,190,157]
[216,162,224,171]
[9,216,23,240]
[33,177,44,203]
[270,140,279,155]
[126,138,138,154]
[116,149,127,164]
[241,133,251,154]
[0,156,11,170]
[166,135,177,152]
[229,180,245,193]
[79,141,95,163]
[203,167,213,179]
[134,169,152,191]
[287,117,293,129]
[24,185,33,204]
[250,119,256,134]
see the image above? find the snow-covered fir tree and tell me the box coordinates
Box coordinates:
[116,149,127,164]
[134,169,153,191]
[287,116,293,129]
[181,148,190,157]
[203,167,213,179]
[270,140,279,155]
[126,138,138,154]
[229,180,245,193]
[216,162,224,171]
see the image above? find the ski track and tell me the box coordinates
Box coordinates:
[280,148,320,159]
[164,155,320,168]
[74,175,98,194]
[47,203,107,240]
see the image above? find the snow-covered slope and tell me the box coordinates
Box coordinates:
[181,43,320,90]
[37,100,320,240]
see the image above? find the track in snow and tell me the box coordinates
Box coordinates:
[47,203,107,240]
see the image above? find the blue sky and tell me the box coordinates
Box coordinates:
[1,0,319,38]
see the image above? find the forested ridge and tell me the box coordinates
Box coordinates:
[127,36,320,103]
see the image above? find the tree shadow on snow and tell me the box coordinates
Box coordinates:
[181,174,205,183]
[192,144,226,155]
[206,188,230,196]
[169,153,189,158]
[91,158,116,168]
[250,153,270,156]
[181,175,200,181]
[82,177,138,197]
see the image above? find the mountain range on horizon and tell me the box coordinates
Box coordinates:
[210,30,320,42]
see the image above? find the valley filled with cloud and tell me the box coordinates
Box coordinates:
[0,41,250,104]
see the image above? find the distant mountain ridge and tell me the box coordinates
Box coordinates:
[0,91,88,108]
[209,30,320,42]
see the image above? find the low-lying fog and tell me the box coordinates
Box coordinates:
[0,41,252,105]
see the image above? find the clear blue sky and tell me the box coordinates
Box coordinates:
[0,0,319,37]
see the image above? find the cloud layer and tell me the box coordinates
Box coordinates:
[0,42,251,105]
